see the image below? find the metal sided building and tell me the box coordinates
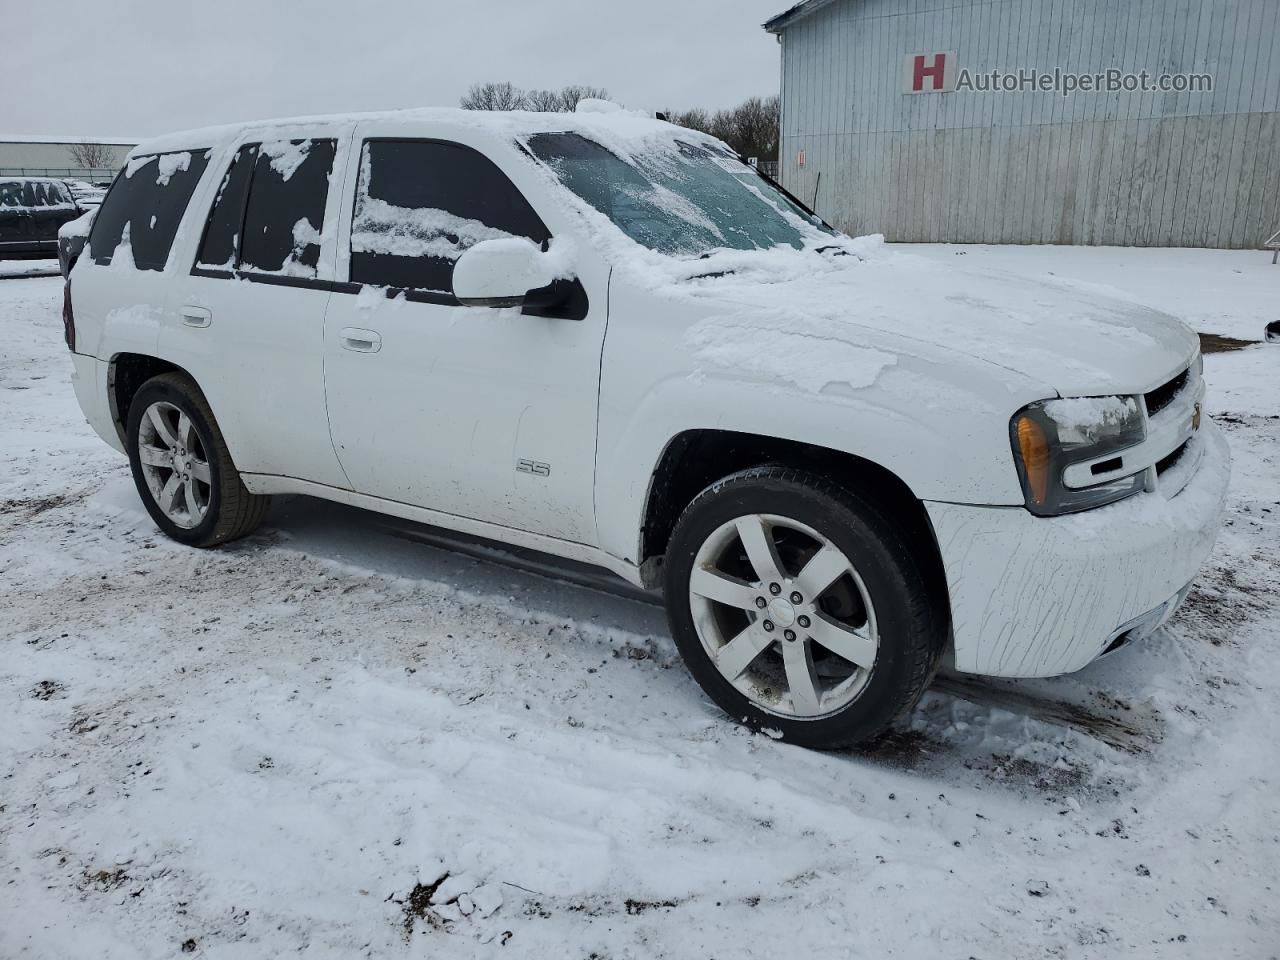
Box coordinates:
[764,0,1280,248]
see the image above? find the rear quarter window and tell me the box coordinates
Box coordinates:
[88,150,211,271]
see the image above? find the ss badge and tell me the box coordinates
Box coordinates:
[516,458,551,478]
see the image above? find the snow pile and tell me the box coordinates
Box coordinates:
[154,151,192,186]
[260,139,313,181]
[1044,395,1140,433]
[575,98,625,114]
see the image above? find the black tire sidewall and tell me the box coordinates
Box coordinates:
[126,378,226,547]
[664,471,939,748]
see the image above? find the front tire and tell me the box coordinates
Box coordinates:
[663,466,944,749]
[125,372,270,547]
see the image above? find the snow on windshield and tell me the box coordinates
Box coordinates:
[525,132,831,257]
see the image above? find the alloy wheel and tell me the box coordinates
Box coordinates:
[136,400,212,529]
[687,513,879,719]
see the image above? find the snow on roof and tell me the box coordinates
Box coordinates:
[763,0,843,33]
[0,135,140,145]
[130,106,706,159]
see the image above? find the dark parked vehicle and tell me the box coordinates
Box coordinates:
[0,178,85,259]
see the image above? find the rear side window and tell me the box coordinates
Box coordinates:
[89,150,211,270]
[196,145,257,270]
[238,139,336,277]
[350,139,549,293]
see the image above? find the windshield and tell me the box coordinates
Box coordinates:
[526,132,835,257]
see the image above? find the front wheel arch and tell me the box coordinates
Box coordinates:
[638,430,949,617]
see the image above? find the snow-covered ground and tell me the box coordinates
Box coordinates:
[2,248,1277,959]
[908,243,1277,344]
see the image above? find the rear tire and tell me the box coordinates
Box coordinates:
[125,372,270,547]
[663,465,944,749]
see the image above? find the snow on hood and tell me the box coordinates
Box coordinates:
[669,239,1199,399]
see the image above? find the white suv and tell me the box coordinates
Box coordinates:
[64,106,1229,748]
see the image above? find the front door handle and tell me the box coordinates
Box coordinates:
[181,305,212,328]
[341,327,382,353]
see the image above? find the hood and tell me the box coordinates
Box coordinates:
[667,242,1199,399]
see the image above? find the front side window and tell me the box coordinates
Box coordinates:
[526,132,832,257]
[88,150,211,270]
[238,139,336,277]
[350,139,549,293]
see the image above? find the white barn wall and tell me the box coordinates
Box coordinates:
[774,0,1280,248]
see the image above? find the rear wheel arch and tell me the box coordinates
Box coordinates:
[638,430,950,619]
[107,353,189,447]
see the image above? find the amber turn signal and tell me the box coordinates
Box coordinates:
[1015,414,1051,506]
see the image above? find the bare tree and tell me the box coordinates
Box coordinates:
[668,96,780,162]
[66,142,118,170]
[669,108,712,133]
[459,81,528,111]
[524,88,565,112]
[478,83,612,113]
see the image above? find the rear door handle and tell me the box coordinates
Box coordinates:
[181,305,212,328]
[341,327,382,353]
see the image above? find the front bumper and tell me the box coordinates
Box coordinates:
[925,419,1230,678]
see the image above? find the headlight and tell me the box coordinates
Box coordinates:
[1010,396,1147,516]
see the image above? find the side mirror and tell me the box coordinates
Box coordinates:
[453,237,566,309]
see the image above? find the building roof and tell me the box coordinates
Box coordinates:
[763,0,842,33]
[0,135,139,145]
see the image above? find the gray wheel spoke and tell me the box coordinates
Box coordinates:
[794,544,851,600]
[690,566,759,610]
[177,413,194,449]
[148,406,177,448]
[714,624,775,680]
[159,475,183,513]
[735,515,785,584]
[807,614,876,670]
[189,459,211,484]
[183,476,202,520]
[783,640,822,715]
[139,445,171,468]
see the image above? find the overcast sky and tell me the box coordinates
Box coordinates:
[2,0,786,139]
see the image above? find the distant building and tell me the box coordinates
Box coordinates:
[0,136,138,182]
[765,0,1280,248]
